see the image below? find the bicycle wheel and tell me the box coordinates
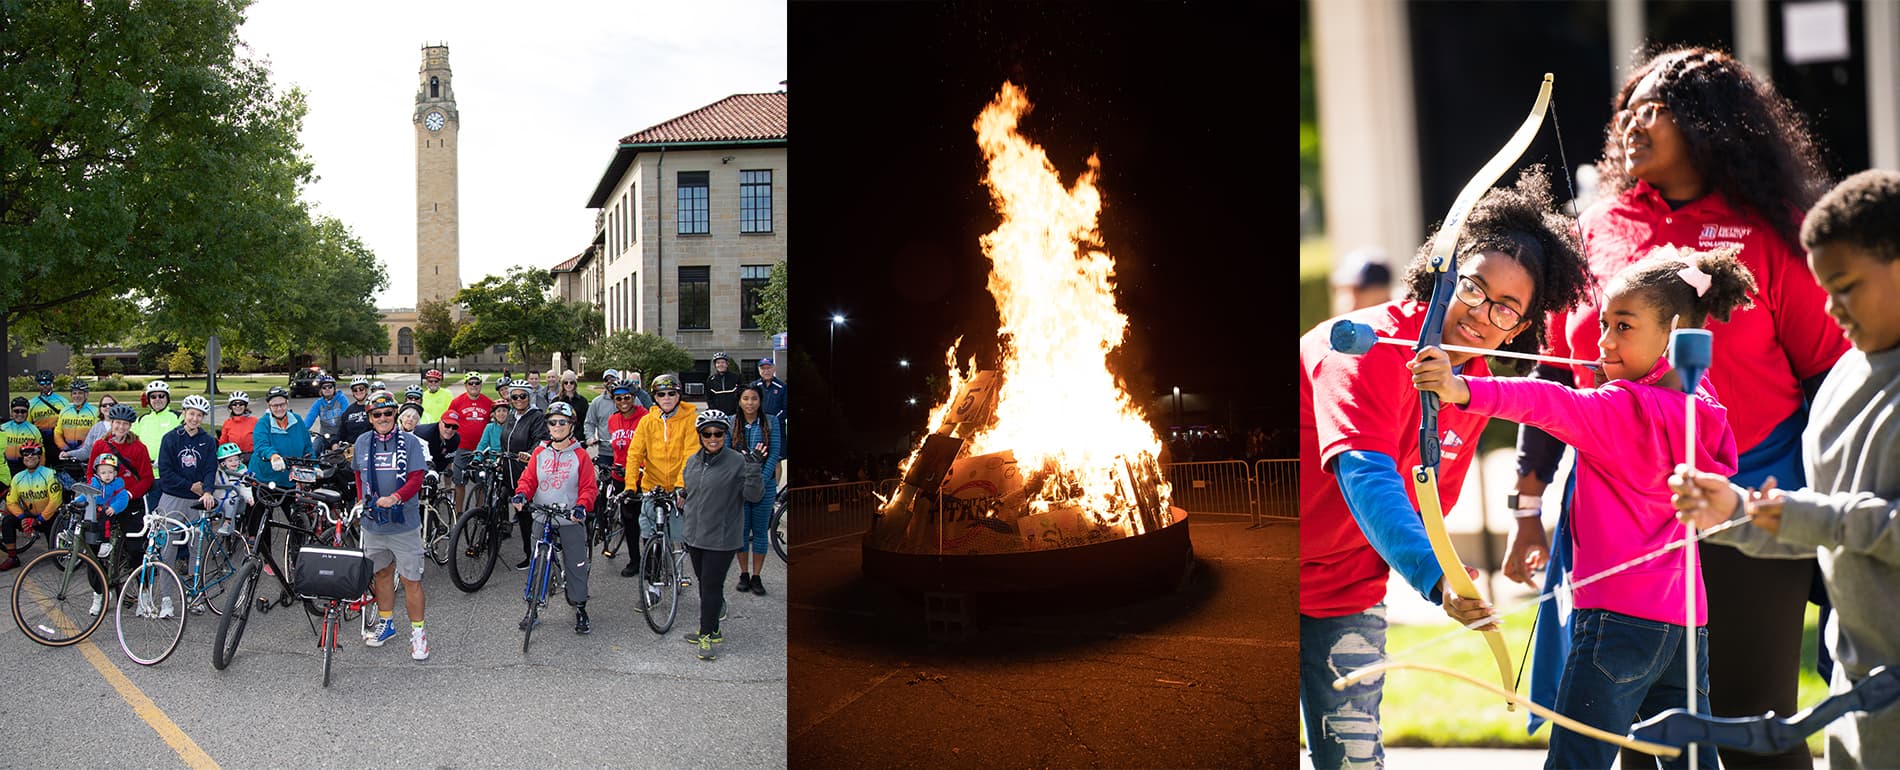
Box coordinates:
[448,509,498,593]
[115,560,187,666]
[197,530,240,617]
[421,502,450,565]
[13,548,109,646]
[321,605,339,688]
[522,544,550,654]
[212,559,260,670]
[770,497,788,562]
[642,537,678,634]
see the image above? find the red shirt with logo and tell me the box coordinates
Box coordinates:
[1300,300,1493,618]
[1561,181,1848,450]
[447,393,495,451]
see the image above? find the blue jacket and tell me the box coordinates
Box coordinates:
[84,476,129,517]
[752,378,787,421]
[250,412,313,486]
[303,393,350,439]
[156,425,218,499]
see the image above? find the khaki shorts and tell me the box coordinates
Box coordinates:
[361,527,425,582]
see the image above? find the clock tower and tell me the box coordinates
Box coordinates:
[415,44,460,306]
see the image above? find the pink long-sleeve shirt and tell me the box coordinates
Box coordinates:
[1460,369,1737,626]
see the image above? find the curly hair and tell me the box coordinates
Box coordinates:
[1801,169,1900,263]
[1597,47,1830,252]
[1403,165,1594,361]
[1605,244,1757,328]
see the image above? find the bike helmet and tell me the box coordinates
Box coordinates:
[712,352,730,364]
[226,391,249,405]
[349,375,370,388]
[34,369,54,385]
[107,404,137,422]
[69,380,90,392]
[424,369,443,381]
[366,390,398,411]
[180,395,212,414]
[266,386,291,401]
[19,442,42,457]
[216,443,242,460]
[94,453,119,471]
[371,380,386,391]
[545,402,576,419]
[316,373,336,385]
[463,372,483,384]
[650,374,681,394]
[10,397,27,410]
[404,384,425,400]
[609,383,634,397]
[507,380,533,394]
[144,380,170,394]
[696,409,732,432]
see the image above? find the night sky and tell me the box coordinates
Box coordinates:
[789,3,1288,458]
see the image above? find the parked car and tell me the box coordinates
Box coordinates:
[288,366,326,397]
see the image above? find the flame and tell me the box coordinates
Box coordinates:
[903,81,1171,537]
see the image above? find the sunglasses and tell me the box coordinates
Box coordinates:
[655,390,680,398]
[370,409,396,418]
[508,394,529,400]
[150,393,169,399]
[547,419,572,426]
[426,379,441,383]
[10,408,25,413]
[699,430,727,439]
[321,384,335,388]
[613,395,633,401]
[351,386,368,391]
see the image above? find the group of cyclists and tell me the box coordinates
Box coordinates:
[3,356,786,663]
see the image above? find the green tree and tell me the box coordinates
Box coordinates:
[584,331,694,382]
[452,267,558,367]
[224,217,387,369]
[415,298,463,365]
[166,348,195,377]
[1,1,318,352]
[543,299,604,374]
[98,357,123,377]
[753,260,788,334]
[67,351,92,378]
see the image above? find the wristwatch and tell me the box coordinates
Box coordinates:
[1507,492,1543,518]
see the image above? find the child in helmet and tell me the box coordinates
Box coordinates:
[208,443,252,538]
[78,453,131,615]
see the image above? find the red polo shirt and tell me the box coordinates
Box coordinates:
[1300,300,1493,618]
[1559,181,1848,450]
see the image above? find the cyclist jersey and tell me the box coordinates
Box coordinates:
[303,392,350,439]
[5,465,61,517]
[132,409,182,480]
[421,387,453,424]
[27,392,70,434]
[55,402,99,449]
[1,419,40,463]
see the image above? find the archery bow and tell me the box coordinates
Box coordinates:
[1410,71,1554,709]
[1632,666,1900,754]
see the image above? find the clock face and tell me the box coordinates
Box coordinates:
[425,111,444,132]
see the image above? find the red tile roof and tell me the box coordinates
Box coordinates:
[550,251,587,273]
[619,92,787,144]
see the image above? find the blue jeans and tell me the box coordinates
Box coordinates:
[1300,606,1387,769]
[1548,609,1715,770]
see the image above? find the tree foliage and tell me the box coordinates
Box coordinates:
[415,298,463,364]
[452,267,559,367]
[753,260,788,334]
[584,331,694,382]
[545,299,604,373]
[1,1,318,350]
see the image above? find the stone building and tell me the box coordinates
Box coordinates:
[586,91,787,387]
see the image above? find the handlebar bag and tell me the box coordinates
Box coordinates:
[294,546,372,600]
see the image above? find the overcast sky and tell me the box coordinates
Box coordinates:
[238,1,787,308]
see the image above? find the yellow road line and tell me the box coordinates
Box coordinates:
[21,572,219,769]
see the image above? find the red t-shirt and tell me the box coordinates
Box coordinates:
[608,408,647,470]
[1563,181,1848,450]
[1300,301,1493,618]
[447,393,494,451]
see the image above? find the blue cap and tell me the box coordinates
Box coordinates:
[757,357,774,367]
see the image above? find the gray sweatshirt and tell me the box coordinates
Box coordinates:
[584,393,615,459]
[1706,345,1900,769]
[680,446,762,551]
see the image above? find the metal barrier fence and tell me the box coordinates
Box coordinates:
[1161,460,1256,523]
[785,459,1297,548]
[787,481,878,550]
[1254,458,1298,522]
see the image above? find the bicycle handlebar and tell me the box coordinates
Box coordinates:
[521,502,586,523]
[129,512,193,540]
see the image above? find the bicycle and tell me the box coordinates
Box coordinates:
[587,457,628,559]
[770,486,787,562]
[447,450,511,592]
[419,468,456,565]
[211,478,340,670]
[295,499,375,687]
[638,486,687,634]
[517,502,582,654]
[10,483,121,646]
[113,511,194,665]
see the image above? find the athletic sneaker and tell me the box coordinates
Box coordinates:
[736,572,751,592]
[88,592,103,617]
[696,637,716,661]
[684,630,724,645]
[750,574,767,596]
[644,582,662,608]
[158,596,175,619]
[365,617,397,647]
[410,627,430,660]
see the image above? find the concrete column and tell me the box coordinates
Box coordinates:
[1735,0,1771,76]
[1609,0,1644,84]
[1869,0,1900,170]
[1311,0,1420,289]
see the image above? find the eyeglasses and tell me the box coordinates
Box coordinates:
[699,430,726,439]
[613,395,633,401]
[370,409,396,419]
[321,384,335,389]
[1453,275,1525,331]
[1614,101,1670,133]
[547,419,572,426]
[351,386,367,392]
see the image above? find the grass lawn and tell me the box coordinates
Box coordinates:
[77,374,304,408]
[1372,604,1829,756]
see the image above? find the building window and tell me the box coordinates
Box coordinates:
[740,170,773,233]
[740,265,770,330]
[493,343,508,355]
[397,327,414,356]
[430,77,439,99]
[679,266,710,330]
[677,171,709,235]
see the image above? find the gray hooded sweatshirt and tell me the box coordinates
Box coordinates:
[680,446,762,551]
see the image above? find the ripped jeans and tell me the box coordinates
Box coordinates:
[1300,605,1387,770]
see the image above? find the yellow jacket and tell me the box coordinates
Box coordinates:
[624,402,699,491]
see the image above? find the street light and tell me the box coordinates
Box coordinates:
[829,313,847,381]
[898,358,909,368]
[1173,385,1182,425]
